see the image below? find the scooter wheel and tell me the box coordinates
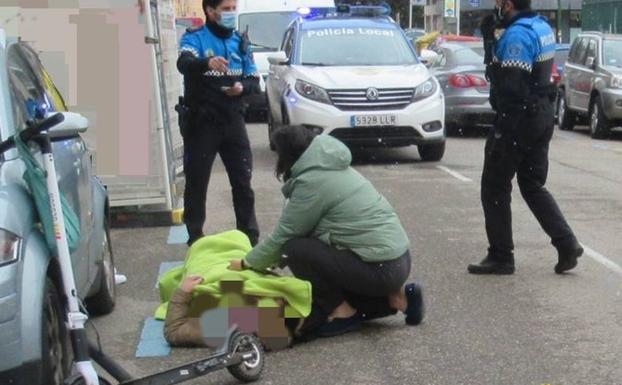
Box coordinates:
[65,375,113,385]
[227,333,265,382]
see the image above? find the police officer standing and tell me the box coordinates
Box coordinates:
[177,0,260,246]
[468,0,583,275]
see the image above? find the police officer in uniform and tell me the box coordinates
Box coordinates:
[177,0,260,246]
[468,0,583,275]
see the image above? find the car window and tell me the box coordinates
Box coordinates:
[584,39,597,65]
[431,50,446,68]
[602,39,622,67]
[450,47,483,65]
[239,12,297,52]
[299,26,417,66]
[19,44,67,112]
[568,38,584,63]
[6,46,48,131]
[282,28,294,59]
[554,49,569,67]
[572,38,589,65]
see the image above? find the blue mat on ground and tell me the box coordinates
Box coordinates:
[167,225,189,245]
[135,317,171,358]
[155,261,184,289]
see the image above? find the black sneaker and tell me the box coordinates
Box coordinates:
[555,243,583,274]
[468,256,515,275]
[404,283,425,326]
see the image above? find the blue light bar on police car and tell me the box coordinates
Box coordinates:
[297,7,311,16]
[335,4,392,17]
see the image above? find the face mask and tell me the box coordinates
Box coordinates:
[217,11,237,30]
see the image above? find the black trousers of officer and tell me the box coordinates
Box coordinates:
[481,98,577,261]
[183,113,259,245]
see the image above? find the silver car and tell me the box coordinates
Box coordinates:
[0,36,115,385]
[429,42,494,134]
[558,32,622,138]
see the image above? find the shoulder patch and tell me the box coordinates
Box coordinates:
[186,24,204,33]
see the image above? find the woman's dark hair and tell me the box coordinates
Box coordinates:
[509,0,530,11]
[271,126,318,181]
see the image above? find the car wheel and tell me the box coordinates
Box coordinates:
[589,96,611,139]
[417,142,445,162]
[557,90,575,131]
[86,225,116,315]
[41,278,69,385]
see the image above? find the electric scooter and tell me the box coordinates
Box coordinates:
[0,113,266,385]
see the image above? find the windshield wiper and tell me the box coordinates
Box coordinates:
[301,62,329,66]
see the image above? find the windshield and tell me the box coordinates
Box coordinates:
[603,39,622,67]
[239,12,298,52]
[299,26,417,66]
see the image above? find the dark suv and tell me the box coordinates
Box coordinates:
[557,32,622,138]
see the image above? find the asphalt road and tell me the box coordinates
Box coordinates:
[96,123,622,385]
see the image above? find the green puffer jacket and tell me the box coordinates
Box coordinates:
[245,134,410,272]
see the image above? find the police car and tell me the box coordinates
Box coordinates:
[265,5,445,160]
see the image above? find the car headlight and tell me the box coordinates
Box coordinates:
[294,80,331,104]
[412,77,438,103]
[0,229,20,266]
[610,76,622,89]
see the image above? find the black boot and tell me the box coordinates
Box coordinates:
[555,240,583,274]
[468,255,515,275]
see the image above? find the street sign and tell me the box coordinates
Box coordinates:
[444,0,456,18]
[469,0,480,7]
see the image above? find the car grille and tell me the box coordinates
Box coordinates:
[327,88,414,111]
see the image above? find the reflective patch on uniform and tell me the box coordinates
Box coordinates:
[501,60,532,72]
[536,51,555,62]
[231,52,241,61]
[180,47,199,57]
[204,69,244,77]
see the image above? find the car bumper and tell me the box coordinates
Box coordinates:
[285,92,445,147]
[445,96,496,126]
[600,88,622,121]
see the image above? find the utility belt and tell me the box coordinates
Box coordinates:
[175,97,219,138]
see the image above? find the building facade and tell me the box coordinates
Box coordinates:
[582,0,622,34]
[424,0,582,43]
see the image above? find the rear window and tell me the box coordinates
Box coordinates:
[451,47,483,65]
[554,49,569,66]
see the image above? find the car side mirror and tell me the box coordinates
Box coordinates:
[268,51,289,66]
[419,49,439,68]
[586,56,596,69]
[44,111,89,138]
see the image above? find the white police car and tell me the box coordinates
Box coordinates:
[266,5,445,161]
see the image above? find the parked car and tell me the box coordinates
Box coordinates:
[428,42,494,133]
[558,32,622,138]
[266,5,446,161]
[0,33,115,385]
[552,43,570,118]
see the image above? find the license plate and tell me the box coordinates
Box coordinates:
[350,114,397,127]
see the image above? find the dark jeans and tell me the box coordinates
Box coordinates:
[183,114,259,245]
[481,104,576,261]
[283,238,412,334]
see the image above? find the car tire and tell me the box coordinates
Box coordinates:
[41,278,70,385]
[418,142,445,162]
[589,96,611,139]
[86,225,116,315]
[557,90,575,131]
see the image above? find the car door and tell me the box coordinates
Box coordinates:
[566,37,588,110]
[575,38,598,111]
[6,45,91,293]
[19,44,97,288]
[267,26,295,123]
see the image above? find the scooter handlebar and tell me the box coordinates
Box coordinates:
[0,112,64,155]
